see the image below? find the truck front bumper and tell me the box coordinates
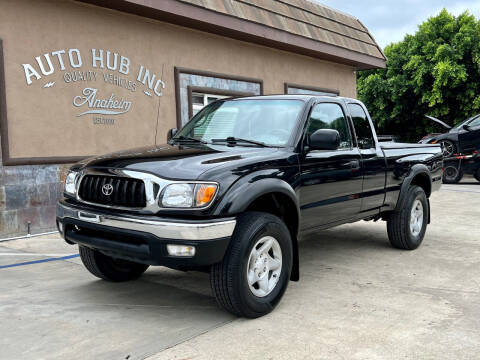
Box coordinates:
[56,200,236,268]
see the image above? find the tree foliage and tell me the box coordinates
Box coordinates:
[358,9,480,141]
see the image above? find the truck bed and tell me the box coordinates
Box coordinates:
[380,142,440,149]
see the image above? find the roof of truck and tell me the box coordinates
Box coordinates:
[230,94,361,103]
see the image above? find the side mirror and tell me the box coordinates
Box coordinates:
[167,128,178,141]
[462,124,471,131]
[309,129,340,151]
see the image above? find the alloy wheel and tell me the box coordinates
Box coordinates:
[410,199,424,237]
[440,140,455,157]
[246,236,282,297]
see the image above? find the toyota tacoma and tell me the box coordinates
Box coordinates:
[57,95,443,318]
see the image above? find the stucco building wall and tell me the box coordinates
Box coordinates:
[0,0,357,237]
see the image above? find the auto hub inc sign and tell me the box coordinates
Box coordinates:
[21,48,165,119]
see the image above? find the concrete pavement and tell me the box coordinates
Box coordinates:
[1,178,479,359]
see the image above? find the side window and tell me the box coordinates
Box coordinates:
[348,103,375,149]
[468,116,480,128]
[306,103,351,149]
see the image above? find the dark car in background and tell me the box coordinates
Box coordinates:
[443,150,480,184]
[419,114,480,157]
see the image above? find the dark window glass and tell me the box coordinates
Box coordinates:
[468,115,480,128]
[306,103,351,149]
[348,103,375,149]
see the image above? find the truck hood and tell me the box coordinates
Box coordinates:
[76,143,280,180]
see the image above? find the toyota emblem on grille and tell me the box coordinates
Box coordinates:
[102,184,114,196]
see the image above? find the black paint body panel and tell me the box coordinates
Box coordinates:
[70,95,443,235]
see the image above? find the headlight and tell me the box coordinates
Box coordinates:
[64,171,79,196]
[161,183,218,208]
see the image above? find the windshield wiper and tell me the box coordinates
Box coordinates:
[211,137,271,147]
[173,135,207,144]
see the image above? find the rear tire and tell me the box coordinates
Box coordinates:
[442,165,463,184]
[387,185,428,250]
[474,169,480,183]
[79,246,149,282]
[210,212,292,318]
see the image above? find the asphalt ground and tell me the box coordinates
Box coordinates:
[1,177,479,359]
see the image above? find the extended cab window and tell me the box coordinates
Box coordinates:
[348,103,375,149]
[306,103,351,149]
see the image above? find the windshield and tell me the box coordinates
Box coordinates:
[173,99,305,146]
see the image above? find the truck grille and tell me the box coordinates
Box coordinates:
[78,175,146,208]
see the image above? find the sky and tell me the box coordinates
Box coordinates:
[318,0,480,48]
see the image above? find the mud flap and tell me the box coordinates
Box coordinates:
[427,198,431,224]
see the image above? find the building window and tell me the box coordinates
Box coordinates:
[187,86,252,119]
[191,92,228,116]
[175,68,263,128]
[284,83,339,96]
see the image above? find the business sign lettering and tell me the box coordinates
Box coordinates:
[73,87,132,116]
[21,48,165,119]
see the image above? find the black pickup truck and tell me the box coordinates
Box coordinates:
[57,95,443,318]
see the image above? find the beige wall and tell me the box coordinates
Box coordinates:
[0,0,356,161]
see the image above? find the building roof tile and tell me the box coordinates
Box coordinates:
[78,0,386,69]
[178,0,385,61]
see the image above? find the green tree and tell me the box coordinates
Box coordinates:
[358,9,480,141]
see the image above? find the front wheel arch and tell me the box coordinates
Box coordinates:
[213,178,300,281]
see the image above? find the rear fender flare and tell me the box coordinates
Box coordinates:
[395,164,431,212]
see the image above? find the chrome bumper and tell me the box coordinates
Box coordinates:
[56,201,236,241]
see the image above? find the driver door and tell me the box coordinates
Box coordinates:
[458,116,480,153]
[299,102,363,230]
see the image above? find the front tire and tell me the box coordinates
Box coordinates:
[210,212,292,318]
[79,246,149,282]
[387,185,428,250]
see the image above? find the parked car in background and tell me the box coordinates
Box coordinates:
[419,114,480,157]
[57,95,443,318]
[443,151,480,184]
[441,125,480,184]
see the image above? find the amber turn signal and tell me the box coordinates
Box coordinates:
[195,184,217,207]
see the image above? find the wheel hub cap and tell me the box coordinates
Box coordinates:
[247,236,282,297]
[410,199,424,237]
[445,167,458,179]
